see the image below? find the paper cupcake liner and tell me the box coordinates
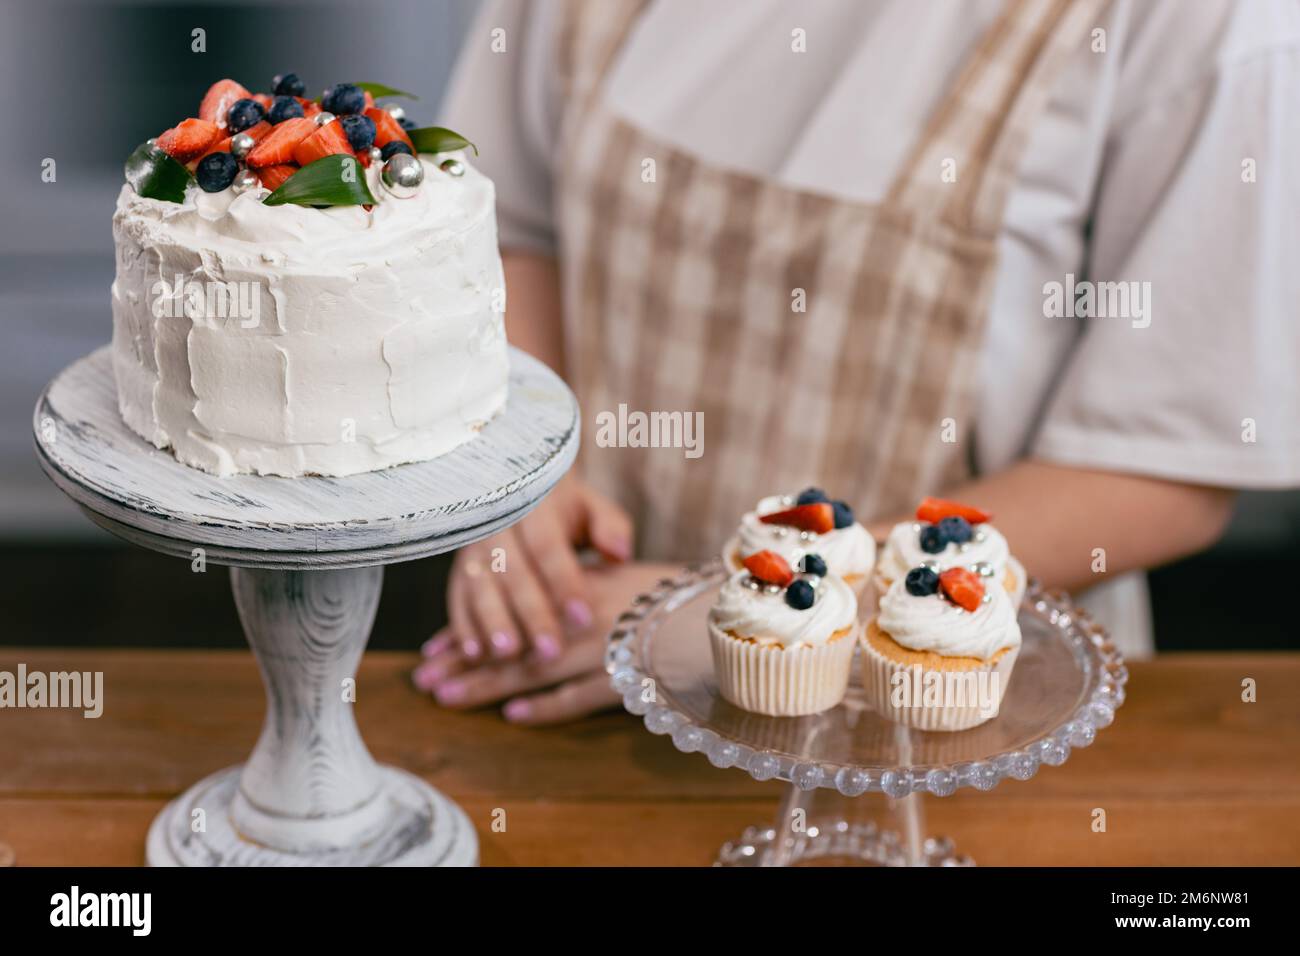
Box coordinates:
[859,623,1019,732]
[708,620,857,717]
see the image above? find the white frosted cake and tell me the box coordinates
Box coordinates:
[111,74,508,477]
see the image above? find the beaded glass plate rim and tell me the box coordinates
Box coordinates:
[605,559,1128,797]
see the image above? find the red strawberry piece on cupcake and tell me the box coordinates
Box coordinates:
[365,107,415,151]
[257,164,299,192]
[245,117,317,168]
[743,550,794,588]
[759,502,835,534]
[156,118,221,163]
[938,567,985,612]
[916,497,993,525]
[199,79,252,128]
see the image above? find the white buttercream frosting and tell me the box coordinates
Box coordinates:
[110,153,508,477]
[732,494,876,578]
[709,570,857,647]
[878,520,1010,583]
[876,576,1021,660]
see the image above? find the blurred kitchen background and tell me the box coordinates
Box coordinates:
[1,0,1297,651]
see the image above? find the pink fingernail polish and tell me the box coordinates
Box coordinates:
[565,599,593,629]
[411,661,440,691]
[461,637,482,659]
[436,680,466,705]
[421,634,452,657]
[504,699,531,722]
[489,630,518,655]
[534,633,561,660]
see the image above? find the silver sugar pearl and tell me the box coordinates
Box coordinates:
[780,496,794,506]
[958,542,971,553]
[742,576,762,591]
[145,137,157,146]
[974,529,988,543]
[381,152,424,198]
[911,522,923,532]
[981,592,993,604]
[439,157,465,177]
[771,526,789,538]
[920,560,942,574]
[381,103,406,124]
[231,168,261,195]
[229,132,256,161]
[763,584,783,595]
[368,146,383,165]
[972,561,996,578]
[314,111,336,127]
[798,530,814,541]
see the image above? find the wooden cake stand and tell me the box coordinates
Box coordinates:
[33,346,579,866]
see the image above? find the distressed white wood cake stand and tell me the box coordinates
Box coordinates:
[33,346,579,867]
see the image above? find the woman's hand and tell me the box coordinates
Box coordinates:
[413,561,679,725]
[439,474,633,662]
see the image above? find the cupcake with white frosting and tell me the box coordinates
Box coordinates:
[862,564,1022,732]
[708,550,858,717]
[876,497,1025,608]
[723,488,875,593]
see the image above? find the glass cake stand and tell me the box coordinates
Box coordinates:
[605,560,1128,866]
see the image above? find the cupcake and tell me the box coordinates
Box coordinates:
[708,549,858,717]
[723,488,876,593]
[875,497,1025,607]
[861,565,1021,731]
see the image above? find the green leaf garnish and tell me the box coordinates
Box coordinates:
[125,142,192,203]
[262,154,377,207]
[408,126,478,157]
[352,82,419,100]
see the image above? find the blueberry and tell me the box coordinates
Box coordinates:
[272,72,306,97]
[904,566,940,597]
[380,141,413,160]
[938,516,973,544]
[919,524,947,554]
[227,98,266,134]
[339,114,376,151]
[799,554,828,577]
[796,487,829,505]
[399,116,418,130]
[322,83,366,116]
[831,500,854,529]
[195,152,239,193]
[784,579,815,610]
[268,95,305,124]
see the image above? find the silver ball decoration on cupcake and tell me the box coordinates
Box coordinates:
[314,111,336,127]
[381,103,406,124]
[439,158,465,177]
[368,146,383,165]
[380,152,424,198]
[231,168,261,195]
[229,132,257,162]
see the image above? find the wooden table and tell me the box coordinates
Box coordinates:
[2,649,1297,866]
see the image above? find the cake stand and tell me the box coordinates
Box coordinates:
[33,346,579,866]
[605,561,1127,866]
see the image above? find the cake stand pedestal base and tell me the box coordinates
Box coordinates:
[715,786,971,867]
[146,566,478,867]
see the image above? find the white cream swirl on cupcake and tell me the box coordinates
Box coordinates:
[711,568,857,647]
[726,490,876,583]
[878,520,1010,585]
[877,574,1020,661]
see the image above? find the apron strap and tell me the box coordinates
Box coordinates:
[886,0,1108,235]
[556,0,649,108]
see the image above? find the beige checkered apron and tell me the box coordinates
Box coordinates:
[554,0,1103,562]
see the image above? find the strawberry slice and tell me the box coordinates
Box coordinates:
[296,96,323,118]
[252,93,273,111]
[363,90,375,111]
[245,117,317,168]
[759,503,835,534]
[916,497,993,525]
[199,79,252,127]
[365,106,414,150]
[292,119,352,167]
[156,118,221,163]
[939,567,985,612]
[742,550,794,588]
[241,120,273,143]
[257,164,299,192]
